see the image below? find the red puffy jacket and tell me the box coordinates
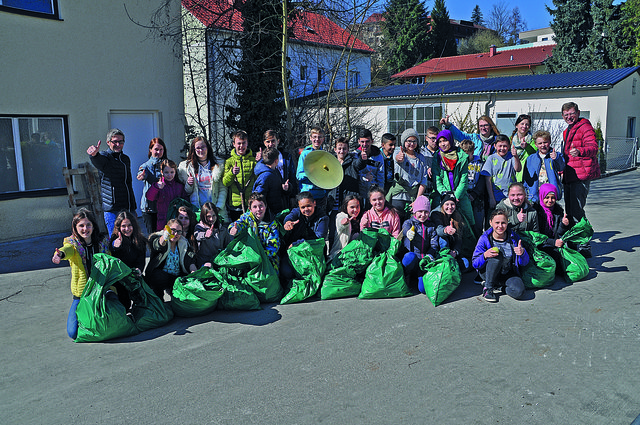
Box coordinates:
[562,118,601,183]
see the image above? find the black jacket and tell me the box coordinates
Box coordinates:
[90,149,136,213]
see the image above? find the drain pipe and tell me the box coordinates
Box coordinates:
[485,92,496,117]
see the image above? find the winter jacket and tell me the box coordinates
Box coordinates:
[533,202,573,248]
[146,179,188,231]
[353,145,385,198]
[523,152,565,203]
[145,231,196,276]
[223,149,256,210]
[138,156,163,213]
[562,118,601,183]
[283,208,329,246]
[90,149,136,213]
[445,123,496,160]
[229,211,281,270]
[388,148,430,201]
[194,223,231,268]
[277,149,298,198]
[495,198,539,234]
[296,146,328,200]
[110,236,146,271]
[434,147,470,201]
[58,235,110,297]
[472,228,530,272]
[253,161,285,214]
[402,216,439,258]
[360,207,401,238]
[178,158,228,222]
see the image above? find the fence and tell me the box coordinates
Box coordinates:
[600,137,639,174]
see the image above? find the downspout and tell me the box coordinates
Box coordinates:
[485,92,496,118]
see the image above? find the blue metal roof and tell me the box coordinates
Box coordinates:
[351,67,640,102]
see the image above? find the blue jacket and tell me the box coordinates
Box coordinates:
[522,152,565,203]
[472,228,529,273]
[283,208,329,246]
[402,216,440,258]
[353,145,385,198]
[253,161,285,214]
[137,156,163,213]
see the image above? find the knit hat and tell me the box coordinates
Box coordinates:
[412,195,431,213]
[436,129,454,146]
[440,191,457,207]
[401,128,419,146]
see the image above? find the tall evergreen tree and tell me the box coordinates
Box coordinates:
[621,0,640,65]
[471,5,484,26]
[382,0,431,75]
[590,0,633,68]
[430,0,457,58]
[546,0,594,72]
[226,0,285,148]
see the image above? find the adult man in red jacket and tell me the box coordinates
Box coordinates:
[561,102,600,257]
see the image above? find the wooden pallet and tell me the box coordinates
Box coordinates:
[62,162,106,233]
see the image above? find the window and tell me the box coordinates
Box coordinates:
[388,105,442,139]
[348,71,361,88]
[496,112,517,135]
[0,115,69,196]
[0,0,59,19]
[300,65,307,81]
[317,68,324,84]
[627,117,636,138]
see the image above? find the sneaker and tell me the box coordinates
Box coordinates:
[482,288,498,303]
[473,274,485,285]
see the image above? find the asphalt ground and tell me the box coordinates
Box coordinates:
[1,170,639,424]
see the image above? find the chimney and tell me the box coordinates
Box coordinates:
[489,45,497,57]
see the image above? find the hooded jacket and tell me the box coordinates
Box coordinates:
[223,149,256,210]
[253,161,285,214]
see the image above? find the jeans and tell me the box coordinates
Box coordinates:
[67,296,80,339]
[479,257,525,299]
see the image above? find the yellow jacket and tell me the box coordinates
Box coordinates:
[58,236,110,297]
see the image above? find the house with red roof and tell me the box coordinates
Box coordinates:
[182,0,374,148]
[391,44,555,83]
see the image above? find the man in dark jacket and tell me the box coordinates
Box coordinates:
[561,102,600,257]
[87,128,136,235]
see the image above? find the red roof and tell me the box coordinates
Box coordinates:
[391,44,555,79]
[364,13,385,23]
[183,0,374,52]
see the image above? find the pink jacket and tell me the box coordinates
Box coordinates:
[146,179,187,230]
[563,118,601,183]
[360,207,401,238]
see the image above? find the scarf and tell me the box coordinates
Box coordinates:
[479,134,496,160]
[439,149,458,172]
[538,183,558,231]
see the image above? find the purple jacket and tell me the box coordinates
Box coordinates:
[146,179,187,230]
[472,227,529,273]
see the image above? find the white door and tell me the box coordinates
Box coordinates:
[109,111,160,216]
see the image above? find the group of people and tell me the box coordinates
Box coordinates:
[54,101,600,338]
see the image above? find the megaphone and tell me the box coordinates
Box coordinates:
[303,150,344,190]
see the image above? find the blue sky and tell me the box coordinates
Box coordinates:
[443,1,553,31]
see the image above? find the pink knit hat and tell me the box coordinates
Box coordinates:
[412,195,431,213]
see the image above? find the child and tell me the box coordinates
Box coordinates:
[495,182,539,234]
[146,159,187,231]
[283,191,330,247]
[137,138,168,233]
[481,134,522,209]
[223,130,256,222]
[460,138,484,236]
[380,133,397,193]
[328,194,362,260]
[253,147,288,215]
[353,128,385,200]
[229,193,281,271]
[51,208,110,339]
[433,129,475,230]
[256,129,297,208]
[431,192,473,271]
[194,202,231,268]
[328,137,359,245]
[388,128,430,220]
[175,205,197,248]
[144,219,197,300]
[472,209,530,302]
[361,185,402,240]
[177,136,228,223]
[400,195,440,292]
[534,183,573,266]
[296,126,329,214]
[522,130,566,203]
[110,211,146,273]
[420,126,440,204]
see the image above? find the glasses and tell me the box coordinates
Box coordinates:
[169,228,183,235]
[110,139,125,145]
[478,124,491,129]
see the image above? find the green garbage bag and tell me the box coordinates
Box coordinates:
[519,231,556,289]
[359,228,400,256]
[170,267,225,317]
[331,239,377,273]
[321,266,362,300]
[214,228,283,303]
[75,254,172,342]
[359,253,411,299]
[218,274,261,310]
[560,219,593,283]
[281,239,326,304]
[420,251,461,306]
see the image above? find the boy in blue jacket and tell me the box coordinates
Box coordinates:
[253,147,288,215]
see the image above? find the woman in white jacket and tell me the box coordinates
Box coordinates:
[177,136,228,224]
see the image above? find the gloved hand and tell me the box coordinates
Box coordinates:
[406,225,416,241]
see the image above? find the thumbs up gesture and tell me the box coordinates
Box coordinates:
[87,140,101,157]
[562,212,569,226]
[517,209,526,223]
[157,176,165,189]
[284,219,299,231]
[52,248,63,264]
[136,168,146,181]
[229,223,239,236]
[282,179,290,191]
[232,161,240,175]
[550,147,557,160]
[256,147,263,162]
[445,219,456,235]
[395,148,405,163]
[360,149,368,161]
[511,144,518,156]
[113,231,123,248]
[514,239,524,256]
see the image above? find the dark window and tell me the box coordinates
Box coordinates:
[0,0,59,19]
